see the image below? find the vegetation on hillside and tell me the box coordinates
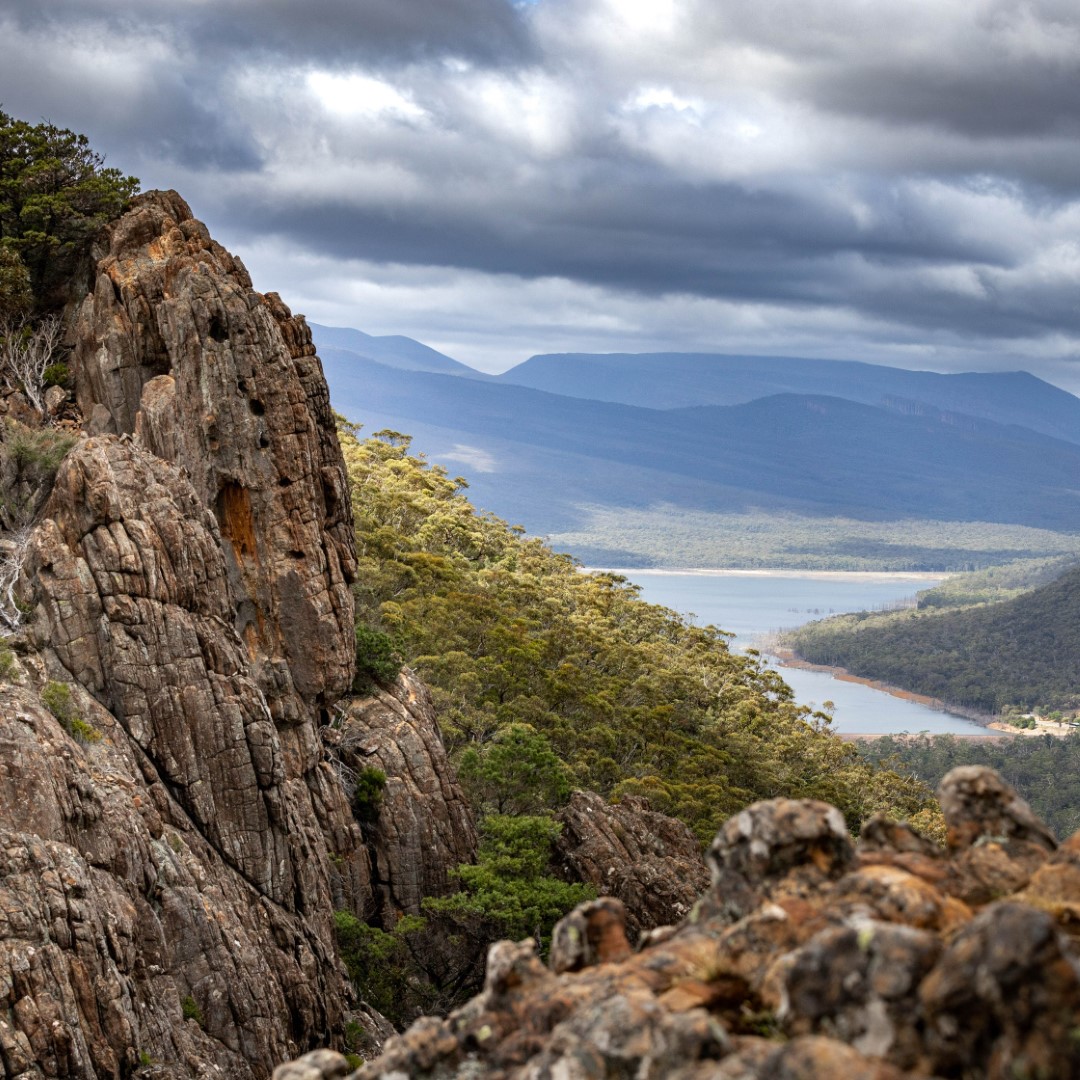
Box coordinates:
[859,733,1080,841]
[339,423,939,842]
[912,556,1078,609]
[336,422,945,1021]
[550,507,1080,572]
[784,565,1080,715]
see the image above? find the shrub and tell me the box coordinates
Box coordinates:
[41,680,75,725]
[180,995,203,1026]
[352,623,400,692]
[42,680,100,743]
[352,766,387,823]
[333,909,427,1024]
[424,814,594,952]
[457,723,571,816]
[42,361,69,389]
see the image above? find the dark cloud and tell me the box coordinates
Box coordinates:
[2,0,533,66]
[2,0,1079,383]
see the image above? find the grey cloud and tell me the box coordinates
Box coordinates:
[695,0,1080,143]
[3,0,1080,382]
[2,0,533,66]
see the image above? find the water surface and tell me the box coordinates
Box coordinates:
[614,570,988,735]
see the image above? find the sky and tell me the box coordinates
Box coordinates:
[4,0,1080,389]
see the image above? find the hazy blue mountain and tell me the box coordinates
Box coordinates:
[321,350,1080,538]
[499,353,1080,446]
[310,323,480,376]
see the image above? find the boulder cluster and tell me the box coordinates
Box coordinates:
[281,765,1080,1080]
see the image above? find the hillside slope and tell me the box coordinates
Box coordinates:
[785,565,1080,714]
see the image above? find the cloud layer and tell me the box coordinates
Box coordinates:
[3,0,1080,384]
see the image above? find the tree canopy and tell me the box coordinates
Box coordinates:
[0,110,139,309]
[339,422,940,842]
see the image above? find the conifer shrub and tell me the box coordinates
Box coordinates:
[352,624,400,692]
[352,766,387,823]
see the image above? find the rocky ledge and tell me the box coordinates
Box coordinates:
[279,765,1080,1080]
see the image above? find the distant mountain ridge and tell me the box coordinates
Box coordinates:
[310,324,1080,566]
[310,322,481,376]
[499,352,1080,447]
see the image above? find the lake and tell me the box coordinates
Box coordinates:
[614,569,989,735]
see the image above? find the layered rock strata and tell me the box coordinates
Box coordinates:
[298,766,1080,1080]
[552,791,709,941]
[0,191,385,1078]
[327,671,477,925]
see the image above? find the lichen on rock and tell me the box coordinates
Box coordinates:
[342,767,1080,1080]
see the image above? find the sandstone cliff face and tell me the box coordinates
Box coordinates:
[0,191,384,1078]
[552,791,709,941]
[289,766,1080,1080]
[328,672,477,926]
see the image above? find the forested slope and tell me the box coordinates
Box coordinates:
[785,565,1080,714]
[337,423,938,841]
[859,733,1080,840]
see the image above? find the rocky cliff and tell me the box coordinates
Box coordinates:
[0,191,474,1079]
[281,765,1080,1080]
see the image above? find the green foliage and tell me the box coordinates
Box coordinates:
[41,361,69,389]
[137,1051,153,1069]
[334,909,429,1025]
[911,556,1079,610]
[42,679,99,743]
[352,623,400,692]
[550,508,1080,573]
[0,645,15,682]
[352,766,387,823]
[784,566,1080,715]
[457,724,571,816]
[69,716,102,744]
[41,680,74,725]
[338,424,938,841]
[0,110,139,308]
[1,420,77,532]
[425,814,594,950]
[180,995,203,1026]
[0,245,31,319]
[859,733,1080,841]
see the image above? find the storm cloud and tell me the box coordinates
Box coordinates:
[3,0,1080,385]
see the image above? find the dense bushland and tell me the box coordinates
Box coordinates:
[336,422,943,1021]
[785,565,1080,715]
[339,423,938,840]
[859,732,1080,841]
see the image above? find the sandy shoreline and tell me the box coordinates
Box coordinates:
[589,567,948,582]
[769,647,981,716]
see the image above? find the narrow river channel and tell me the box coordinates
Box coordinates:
[615,569,989,736]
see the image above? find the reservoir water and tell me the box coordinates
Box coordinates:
[617,570,989,736]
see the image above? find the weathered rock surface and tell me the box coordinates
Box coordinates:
[340,766,1080,1079]
[0,191,394,1078]
[552,791,709,940]
[327,670,477,925]
[74,190,356,743]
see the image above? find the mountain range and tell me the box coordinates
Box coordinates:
[311,323,1080,567]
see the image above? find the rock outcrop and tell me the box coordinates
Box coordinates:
[552,791,709,941]
[0,190,410,1078]
[320,766,1080,1080]
[327,671,477,925]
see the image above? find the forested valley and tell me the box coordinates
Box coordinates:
[859,733,1080,840]
[783,560,1080,716]
[332,422,943,1020]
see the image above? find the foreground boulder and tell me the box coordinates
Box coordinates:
[298,766,1080,1080]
